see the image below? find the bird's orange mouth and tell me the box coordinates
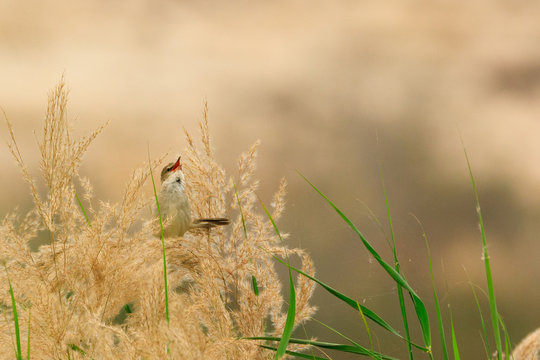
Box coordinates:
[171,156,182,172]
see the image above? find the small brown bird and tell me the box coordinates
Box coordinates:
[154,156,229,238]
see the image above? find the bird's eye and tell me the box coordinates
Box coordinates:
[166,166,173,172]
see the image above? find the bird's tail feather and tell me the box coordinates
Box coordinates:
[191,217,230,229]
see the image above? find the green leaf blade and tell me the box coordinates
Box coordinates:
[299,172,432,351]
[251,337,399,359]
[463,147,502,359]
[148,149,169,325]
[271,255,427,352]
[259,200,295,359]
[5,266,22,360]
[75,191,91,228]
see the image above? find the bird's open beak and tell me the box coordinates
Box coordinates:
[171,156,182,172]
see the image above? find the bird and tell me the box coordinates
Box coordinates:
[154,156,230,238]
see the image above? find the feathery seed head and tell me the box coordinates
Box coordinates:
[0,79,316,359]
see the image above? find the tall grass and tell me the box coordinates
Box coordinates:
[4,266,22,360]
[1,79,525,359]
[1,80,316,359]
[463,147,503,359]
[148,148,170,326]
[379,167,413,359]
[256,156,511,358]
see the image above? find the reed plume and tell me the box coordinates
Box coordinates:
[0,79,316,359]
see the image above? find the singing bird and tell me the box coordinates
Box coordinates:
[154,156,229,238]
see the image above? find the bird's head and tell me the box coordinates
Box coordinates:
[160,156,184,185]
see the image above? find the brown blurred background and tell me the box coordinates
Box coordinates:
[2,0,540,358]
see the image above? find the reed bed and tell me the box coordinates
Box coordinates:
[1,79,316,359]
[2,79,532,360]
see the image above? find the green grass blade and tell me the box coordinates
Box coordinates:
[259,200,295,359]
[462,147,502,359]
[259,345,327,360]
[251,275,259,296]
[148,149,169,325]
[5,266,22,360]
[277,275,296,359]
[234,183,259,296]
[396,285,411,356]
[271,255,427,352]
[356,302,373,350]
[26,308,31,360]
[413,214,449,360]
[123,303,133,314]
[68,344,86,355]
[250,337,397,359]
[468,281,491,359]
[299,172,431,351]
[430,262,449,360]
[309,316,373,352]
[449,307,460,360]
[504,332,510,360]
[75,191,91,228]
[308,316,383,359]
[380,169,412,360]
[498,314,513,357]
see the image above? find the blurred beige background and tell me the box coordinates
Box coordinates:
[2,0,540,358]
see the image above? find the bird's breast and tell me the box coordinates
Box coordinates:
[156,185,192,237]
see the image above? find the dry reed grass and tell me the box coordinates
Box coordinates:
[513,328,540,360]
[0,79,316,359]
